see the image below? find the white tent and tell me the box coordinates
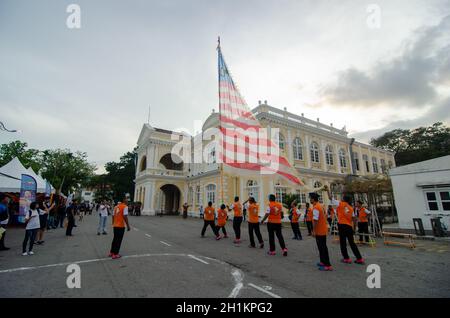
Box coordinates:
[0,157,54,193]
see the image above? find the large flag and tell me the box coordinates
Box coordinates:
[217,43,303,186]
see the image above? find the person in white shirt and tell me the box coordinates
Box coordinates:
[22,202,41,256]
[97,201,108,235]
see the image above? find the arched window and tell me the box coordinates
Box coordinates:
[293,138,303,160]
[372,157,379,173]
[205,184,216,204]
[246,180,259,203]
[325,145,334,166]
[310,142,320,163]
[339,149,347,168]
[140,156,147,172]
[278,133,285,150]
[208,146,216,164]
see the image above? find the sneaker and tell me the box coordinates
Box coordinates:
[97,233,101,235]
[282,248,288,257]
[249,244,256,248]
[259,243,264,249]
[102,232,107,235]
[354,258,366,265]
[341,258,352,264]
[108,252,113,257]
[216,236,221,241]
[22,252,28,256]
[112,254,122,259]
[233,239,241,244]
[28,251,34,255]
[318,266,333,271]
[316,262,325,267]
[267,251,276,256]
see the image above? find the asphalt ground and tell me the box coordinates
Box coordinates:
[0,214,449,298]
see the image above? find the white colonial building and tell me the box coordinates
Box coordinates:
[135,102,396,216]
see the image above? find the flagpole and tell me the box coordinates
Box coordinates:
[217,36,224,204]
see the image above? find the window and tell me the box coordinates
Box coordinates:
[205,184,216,204]
[208,147,216,164]
[293,138,303,160]
[424,189,450,212]
[353,152,360,171]
[325,145,334,166]
[277,133,285,150]
[140,156,147,172]
[295,190,307,204]
[246,180,259,203]
[310,142,320,163]
[380,159,386,173]
[196,186,201,206]
[363,155,370,172]
[313,181,323,202]
[372,157,378,173]
[275,185,287,204]
[339,149,347,168]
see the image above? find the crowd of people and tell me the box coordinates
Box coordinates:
[0,194,132,259]
[195,186,372,271]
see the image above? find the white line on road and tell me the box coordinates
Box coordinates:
[160,241,171,246]
[145,234,152,238]
[248,283,281,298]
[188,254,209,265]
[132,227,139,231]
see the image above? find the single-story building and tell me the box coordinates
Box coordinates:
[389,155,450,232]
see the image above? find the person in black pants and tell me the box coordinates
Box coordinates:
[227,196,243,244]
[247,197,264,248]
[260,194,287,256]
[66,200,76,236]
[289,202,302,240]
[201,202,220,239]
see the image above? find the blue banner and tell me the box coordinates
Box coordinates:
[19,174,37,223]
[45,181,51,196]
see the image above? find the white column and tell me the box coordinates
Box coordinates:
[304,135,311,169]
[321,140,327,169]
[334,143,341,173]
[287,130,294,163]
[368,147,373,174]
[347,145,354,174]
[239,177,244,202]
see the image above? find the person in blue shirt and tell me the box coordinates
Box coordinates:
[0,193,11,251]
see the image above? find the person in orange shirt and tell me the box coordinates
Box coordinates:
[310,192,332,271]
[261,194,287,256]
[356,200,372,243]
[326,188,364,265]
[109,197,131,259]
[289,201,302,240]
[201,201,220,240]
[247,197,264,248]
[216,204,228,238]
[305,203,313,236]
[227,196,243,244]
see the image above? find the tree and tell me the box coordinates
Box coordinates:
[40,149,96,194]
[105,152,136,201]
[370,122,450,166]
[0,140,43,172]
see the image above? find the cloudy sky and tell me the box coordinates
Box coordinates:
[1,0,449,172]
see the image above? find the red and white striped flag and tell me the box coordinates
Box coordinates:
[217,44,303,186]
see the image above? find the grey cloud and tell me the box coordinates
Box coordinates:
[320,15,450,108]
[349,96,450,142]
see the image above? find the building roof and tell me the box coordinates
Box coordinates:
[389,155,450,176]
